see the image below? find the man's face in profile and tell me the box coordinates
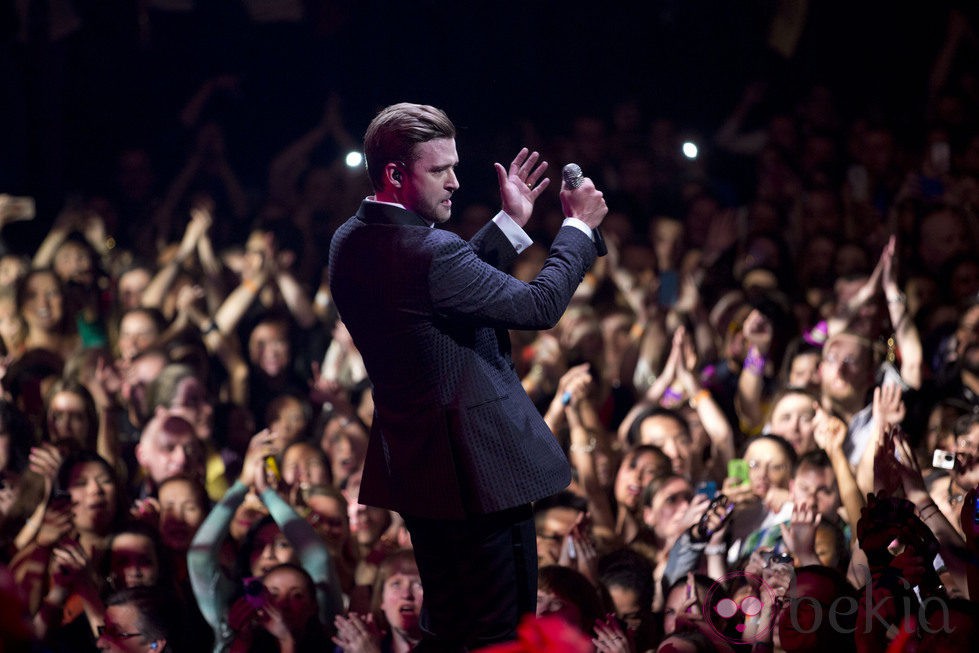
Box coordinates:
[399,138,460,224]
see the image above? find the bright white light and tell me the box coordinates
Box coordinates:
[682,141,698,159]
[345,151,363,168]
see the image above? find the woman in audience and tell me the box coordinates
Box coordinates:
[188,445,340,652]
[763,387,819,456]
[17,269,79,361]
[227,563,325,653]
[333,549,423,653]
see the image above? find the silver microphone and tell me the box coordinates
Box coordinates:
[561,163,606,256]
[562,163,584,189]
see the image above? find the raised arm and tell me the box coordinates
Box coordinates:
[32,208,75,268]
[269,95,356,204]
[814,410,864,533]
[675,327,734,479]
[734,309,774,435]
[880,236,922,389]
[142,208,211,309]
[561,366,616,544]
[428,173,605,330]
[254,459,343,625]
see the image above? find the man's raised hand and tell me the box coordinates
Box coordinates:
[495,148,550,227]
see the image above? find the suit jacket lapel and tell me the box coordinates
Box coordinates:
[357,200,430,228]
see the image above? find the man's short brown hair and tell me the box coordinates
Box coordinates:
[363,103,455,191]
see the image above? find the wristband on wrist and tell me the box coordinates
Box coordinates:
[743,346,767,375]
[242,278,259,293]
[629,322,645,340]
[704,543,727,556]
[661,387,683,405]
[690,388,711,409]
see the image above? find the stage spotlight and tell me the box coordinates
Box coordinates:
[345,151,363,168]
[682,141,698,160]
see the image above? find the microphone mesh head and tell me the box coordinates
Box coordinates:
[562,163,584,189]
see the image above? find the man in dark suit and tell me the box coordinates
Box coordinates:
[329,102,607,650]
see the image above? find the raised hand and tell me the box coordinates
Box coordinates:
[175,284,206,318]
[36,499,74,548]
[721,476,754,505]
[679,494,713,535]
[879,235,901,301]
[48,538,91,593]
[812,409,846,453]
[557,516,599,584]
[872,383,906,440]
[333,612,383,653]
[556,363,592,410]
[741,309,773,356]
[778,504,821,563]
[81,211,107,251]
[89,356,122,408]
[29,444,64,499]
[256,602,293,644]
[890,426,929,502]
[176,207,211,263]
[673,272,704,315]
[593,613,631,653]
[691,495,734,543]
[702,208,738,261]
[763,487,791,514]
[240,429,279,487]
[130,497,161,527]
[494,148,550,227]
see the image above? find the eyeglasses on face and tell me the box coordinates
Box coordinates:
[97,624,143,640]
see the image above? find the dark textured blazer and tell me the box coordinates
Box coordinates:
[329,200,597,519]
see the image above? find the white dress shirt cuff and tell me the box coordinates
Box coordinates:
[492,211,534,255]
[562,217,594,240]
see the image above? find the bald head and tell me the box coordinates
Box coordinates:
[135,412,203,487]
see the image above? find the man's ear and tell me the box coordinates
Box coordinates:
[386,163,403,188]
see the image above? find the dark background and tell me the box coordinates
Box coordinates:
[0,0,970,249]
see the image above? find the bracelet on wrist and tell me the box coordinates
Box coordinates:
[917,502,942,520]
[886,293,907,306]
[569,437,597,454]
[704,543,727,556]
[242,278,259,293]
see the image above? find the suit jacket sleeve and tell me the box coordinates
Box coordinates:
[468,219,520,272]
[429,225,595,330]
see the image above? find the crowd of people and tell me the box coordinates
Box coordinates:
[3,4,979,653]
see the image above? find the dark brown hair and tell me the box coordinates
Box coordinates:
[363,103,455,191]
